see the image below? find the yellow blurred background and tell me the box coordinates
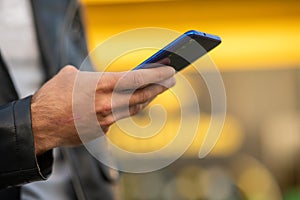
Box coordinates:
[79,0,300,199]
[81,0,300,70]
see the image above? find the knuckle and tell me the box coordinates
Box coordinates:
[98,72,119,91]
[99,120,112,129]
[61,65,77,74]
[109,73,120,89]
[132,71,144,87]
[97,114,115,127]
[157,69,164,81]
[97,102,112,116]
[141,90,151,102]
[102,117,115,127]
[97,76,109,91]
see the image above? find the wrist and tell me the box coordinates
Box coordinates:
[31,94,59,156]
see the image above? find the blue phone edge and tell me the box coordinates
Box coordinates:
[133,30,221,70]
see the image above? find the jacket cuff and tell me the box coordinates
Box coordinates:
[0,96,53,188]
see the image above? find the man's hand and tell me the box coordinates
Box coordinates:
[31,65,176,155]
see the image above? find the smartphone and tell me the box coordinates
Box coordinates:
[133,30,221,71]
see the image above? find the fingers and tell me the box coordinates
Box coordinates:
[118,66,175,90]
[125,76,176,106]
[97,101,150,127]
[97,66,175,91]
[95,77,176,116]
[93,65,176,131]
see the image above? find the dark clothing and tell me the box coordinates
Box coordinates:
[0,53,54,188]
[0,0,116,199]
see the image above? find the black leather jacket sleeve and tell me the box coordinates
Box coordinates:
[0,96,53,189]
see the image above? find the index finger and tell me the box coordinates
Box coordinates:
[98,66,175,91]
[117,66,175,90]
